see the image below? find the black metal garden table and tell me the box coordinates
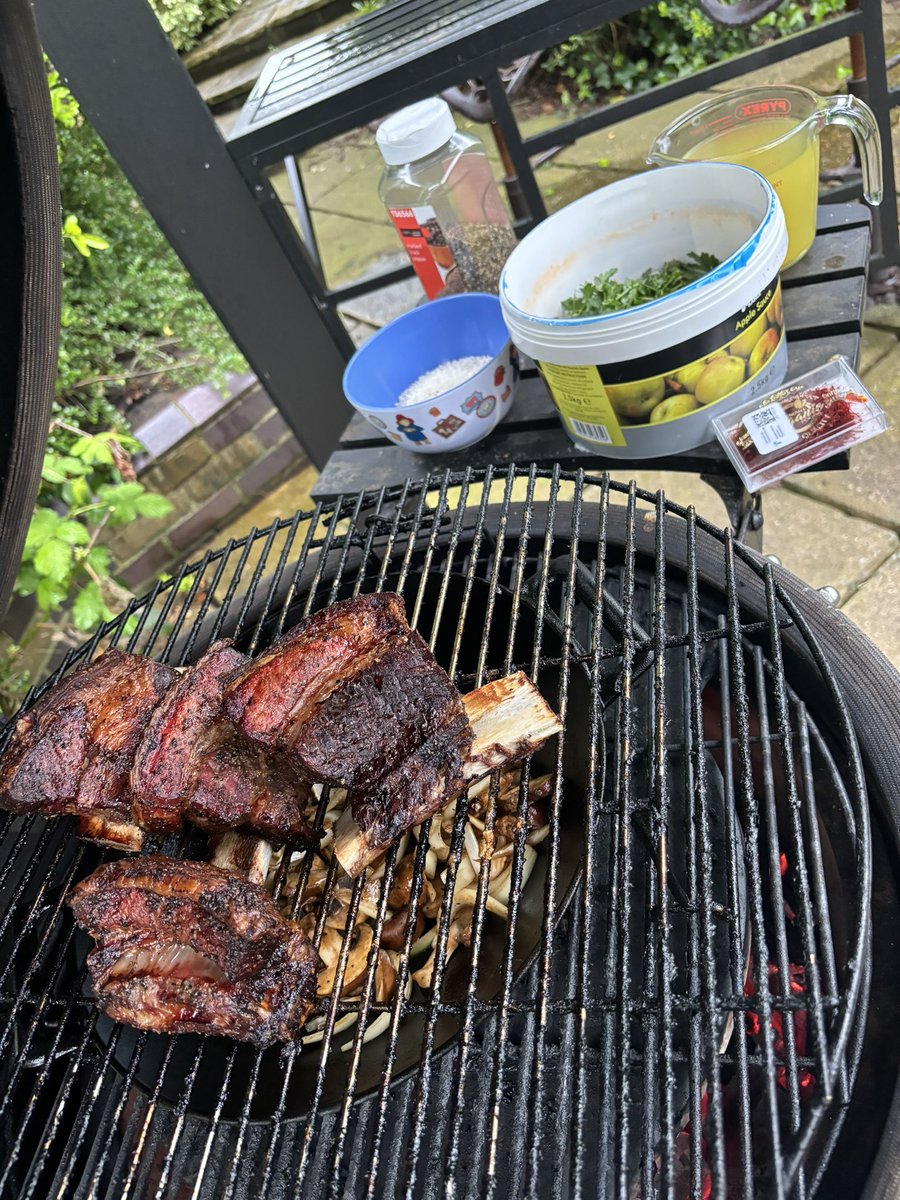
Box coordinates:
[310,201,871,545]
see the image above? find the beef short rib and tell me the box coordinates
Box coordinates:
[130,641,314,844]
[69,857,318,1046]
[223,593,474,841]
[223,593,412,755]
[0,650,176,821]
[131,641,247,833]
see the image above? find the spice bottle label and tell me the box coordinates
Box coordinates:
[537,362,627,447]
[387,206,456,299]
[742,401,799,455]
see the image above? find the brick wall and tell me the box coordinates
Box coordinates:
[105,384,309,591]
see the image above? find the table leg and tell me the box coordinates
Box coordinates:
[700,474,764,551]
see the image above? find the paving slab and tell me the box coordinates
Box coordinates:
[338,264,422,327]
[187,0,336,70]
[858,324,898,374]
[535,162,630,212]
[550,91,722,174]
[866,303,900,331]
[306,209,401,289]
[192,462,320,580]
[783,346,900,531]
[841,550,900,669]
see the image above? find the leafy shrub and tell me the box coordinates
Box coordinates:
[3,66,222,681]
[544,0,846,103]
[57,108,245,402]
[16,423,172,630]
[148,0,245,52]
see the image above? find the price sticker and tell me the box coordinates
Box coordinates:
[741,401,799,456]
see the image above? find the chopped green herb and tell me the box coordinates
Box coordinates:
[561,251,721,317]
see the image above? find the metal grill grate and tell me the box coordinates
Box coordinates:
[0,467,871,1199]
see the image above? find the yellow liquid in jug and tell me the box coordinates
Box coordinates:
[684,117,818,267]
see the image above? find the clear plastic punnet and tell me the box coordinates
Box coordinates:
[711,356,888,492]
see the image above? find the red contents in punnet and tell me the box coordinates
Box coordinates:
[729,384,869,487]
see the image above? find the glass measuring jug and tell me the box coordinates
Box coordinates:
[648,85,882,268]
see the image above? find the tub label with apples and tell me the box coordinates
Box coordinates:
[538,277,784,440]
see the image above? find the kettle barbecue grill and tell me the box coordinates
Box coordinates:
[3,5,900,1198]
[0,468,899,1200]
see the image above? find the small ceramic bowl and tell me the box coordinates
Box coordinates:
[342,293,518,454]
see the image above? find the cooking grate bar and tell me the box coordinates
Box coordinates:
[571,475,611,1200]
[476,466,548,1200]
[715,617,756,1200]
[724,531,789,1200]
[405,466,544,1200]
[524,466,581,1198]
[794,704,848,1105]
[685,514,729,1196]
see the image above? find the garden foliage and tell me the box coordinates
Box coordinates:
[543,0,846,103]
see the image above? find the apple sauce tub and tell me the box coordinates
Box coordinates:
[499,163,789,458]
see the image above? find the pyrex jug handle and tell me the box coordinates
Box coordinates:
[819,94,883,205]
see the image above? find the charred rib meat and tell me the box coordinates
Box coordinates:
[189,735,313,843]
[296,630,471,791]
[130,641,247,833]
[130,641,314,844]
[69,857,318,1046]
[223,593,474,844]
[0,650,177,821]
[223,593,412,755]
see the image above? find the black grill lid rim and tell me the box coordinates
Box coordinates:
[0,0,61,620]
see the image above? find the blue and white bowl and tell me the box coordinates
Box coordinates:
[342,293,518,454]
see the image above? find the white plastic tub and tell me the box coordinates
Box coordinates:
[499,163,789,458]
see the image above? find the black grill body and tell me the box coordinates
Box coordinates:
[0,468,886,1200]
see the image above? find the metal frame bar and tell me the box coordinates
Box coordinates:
[228,0,897,364]
[32,0,353,469]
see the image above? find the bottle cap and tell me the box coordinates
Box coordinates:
[376,97,457,166]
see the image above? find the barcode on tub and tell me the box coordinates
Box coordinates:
[570,419,612,444]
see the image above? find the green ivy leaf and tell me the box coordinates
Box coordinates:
[70,434,114,465]
[97,480,147,524]
[34,537,74,582]
[14,565,40,595]
[24,508,64,552]
[134,492,173,519]
[56,520,90,546]
[41,456,69,485]
[36,576,68,612]
[85,545,111,574]
[72,581,108,631]
[68,476,92,506]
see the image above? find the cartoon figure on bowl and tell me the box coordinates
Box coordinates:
[494,364,506,387]
[500,385,511,403]
[461,391,482,416]
[476,395,496,418]
[396,414,429,445]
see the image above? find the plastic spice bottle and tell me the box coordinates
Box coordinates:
[376,97,517,299]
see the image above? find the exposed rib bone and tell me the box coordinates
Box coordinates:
[78,812,145,852]
[209,830,273,886]
[333,672,562,877]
